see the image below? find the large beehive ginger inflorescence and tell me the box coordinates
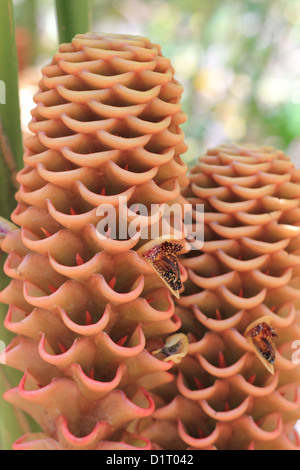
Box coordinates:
[139,143,300,450]
[0,33,189,450]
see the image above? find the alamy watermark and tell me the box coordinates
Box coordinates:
[96,198,204,249]
[0,80,6,104]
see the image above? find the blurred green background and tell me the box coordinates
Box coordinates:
[13,0,300,168]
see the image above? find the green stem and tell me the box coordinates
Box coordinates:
[0,0,23,174]
[24,0,38,64]
[0,0,26,450]
[55,0,92,44]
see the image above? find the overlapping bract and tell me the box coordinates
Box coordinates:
[0,33,189,450]
[140,143,300,450]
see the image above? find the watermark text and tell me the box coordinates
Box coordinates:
[0,80,6,104]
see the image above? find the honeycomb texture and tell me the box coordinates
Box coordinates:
[139,143,300,450]
[0,33,189,450]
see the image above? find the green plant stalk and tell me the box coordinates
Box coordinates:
[0,0,26,450]
[0,0,23,173]
[24,0,38,64]
[55,0,92,44]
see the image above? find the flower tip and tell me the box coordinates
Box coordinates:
[152,333,189,364]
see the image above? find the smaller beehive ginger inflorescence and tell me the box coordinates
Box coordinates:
[138,143,300,450]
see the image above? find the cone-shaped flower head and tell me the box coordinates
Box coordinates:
[140,143,300,450]
[0,33,189,450]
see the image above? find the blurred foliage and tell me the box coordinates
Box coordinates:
[12,0,300,167]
